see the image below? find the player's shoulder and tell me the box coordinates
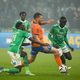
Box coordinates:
[31,22,39,29]
[13,20,20,25]
[16,19,29,23]
[18,30,27,36]
[51,24,59,29]
[16,19,21,22]
[53,23,59,27]
[64,25,68,31]
[24,20,30,23]
[17,29,23,33]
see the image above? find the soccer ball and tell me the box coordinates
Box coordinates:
[6,38,12,44]
[59,65,67,73]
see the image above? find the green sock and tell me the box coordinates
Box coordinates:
[23,56,30,72]
[25,67,30,72]
[3,68,9,72]
[23,56,29,66]
[60,55,66,65]
[4,68,19,73]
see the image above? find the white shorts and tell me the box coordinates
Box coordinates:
[8,51,22,67]
[62,45,70,53]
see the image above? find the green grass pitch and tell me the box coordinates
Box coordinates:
[0,48,80,80]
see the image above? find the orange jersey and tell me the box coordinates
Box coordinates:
[31,20,44,47]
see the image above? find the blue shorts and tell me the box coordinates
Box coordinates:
[31,45,52,56]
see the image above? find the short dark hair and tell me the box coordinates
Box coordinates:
[15,21,22,29]
[33,12,42,19]
[60,16,67,21]
[19,11,27,16]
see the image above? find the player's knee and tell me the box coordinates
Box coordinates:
[31,58,35,62]
[67,55,72,60]
[53,49,59,56]
[20,51,27,57]
[57,48,63,56]
[28,57,35,64]
[30,56,36,63]
[64,52,72,60]
[67,52,72,60]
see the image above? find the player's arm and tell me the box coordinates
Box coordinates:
[48,26,59,48]
[22,37,48,46]
[24,23,31,33]
[29,36,49,46]
[26,22,31,33]
[48,32,53,43]
[22,30,49,46]
[64,31,74,51]
[12,20,18,32]
[48,25,55,36]
[22,43,31,46]
[25,29,30,33]
[22,33,49,46]
[48,33,59,48]
[22,24,30,33]
[39,19,54,25]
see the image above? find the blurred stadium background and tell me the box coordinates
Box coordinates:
[0,0,80,48]
[0,0,80,32]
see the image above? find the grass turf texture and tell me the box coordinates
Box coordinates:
[0,48,80,80]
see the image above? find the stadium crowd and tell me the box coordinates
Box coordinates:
[0,0,80,32]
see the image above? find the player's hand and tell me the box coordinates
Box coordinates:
[25,29,30,33]
[21,25,26,30]
[47,19,54,24]
[69,47,74,51]
[42,43,49,46]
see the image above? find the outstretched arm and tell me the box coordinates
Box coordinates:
[64,34,74,51]
[29,36,49,46]
[39,19,54,25]
[48,32,59,48]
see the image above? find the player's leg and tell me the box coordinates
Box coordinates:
[49,47,63,66]
[37,45,67,73]
[62,46,72,60]
[53,45,66,65]
[20,48,35,76]
[20,49,29,67]
[60,54,66,65]
[0,51,22,74]
[63,52,72,60]
[28,47,38,64]
[50,47,67,73]
[40,45,62,66]
[36,45,62,66]
[62,46,72,69]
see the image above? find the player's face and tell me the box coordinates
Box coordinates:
[20,15,26,21]
[60,19,67,28]
[38,15,43,23]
